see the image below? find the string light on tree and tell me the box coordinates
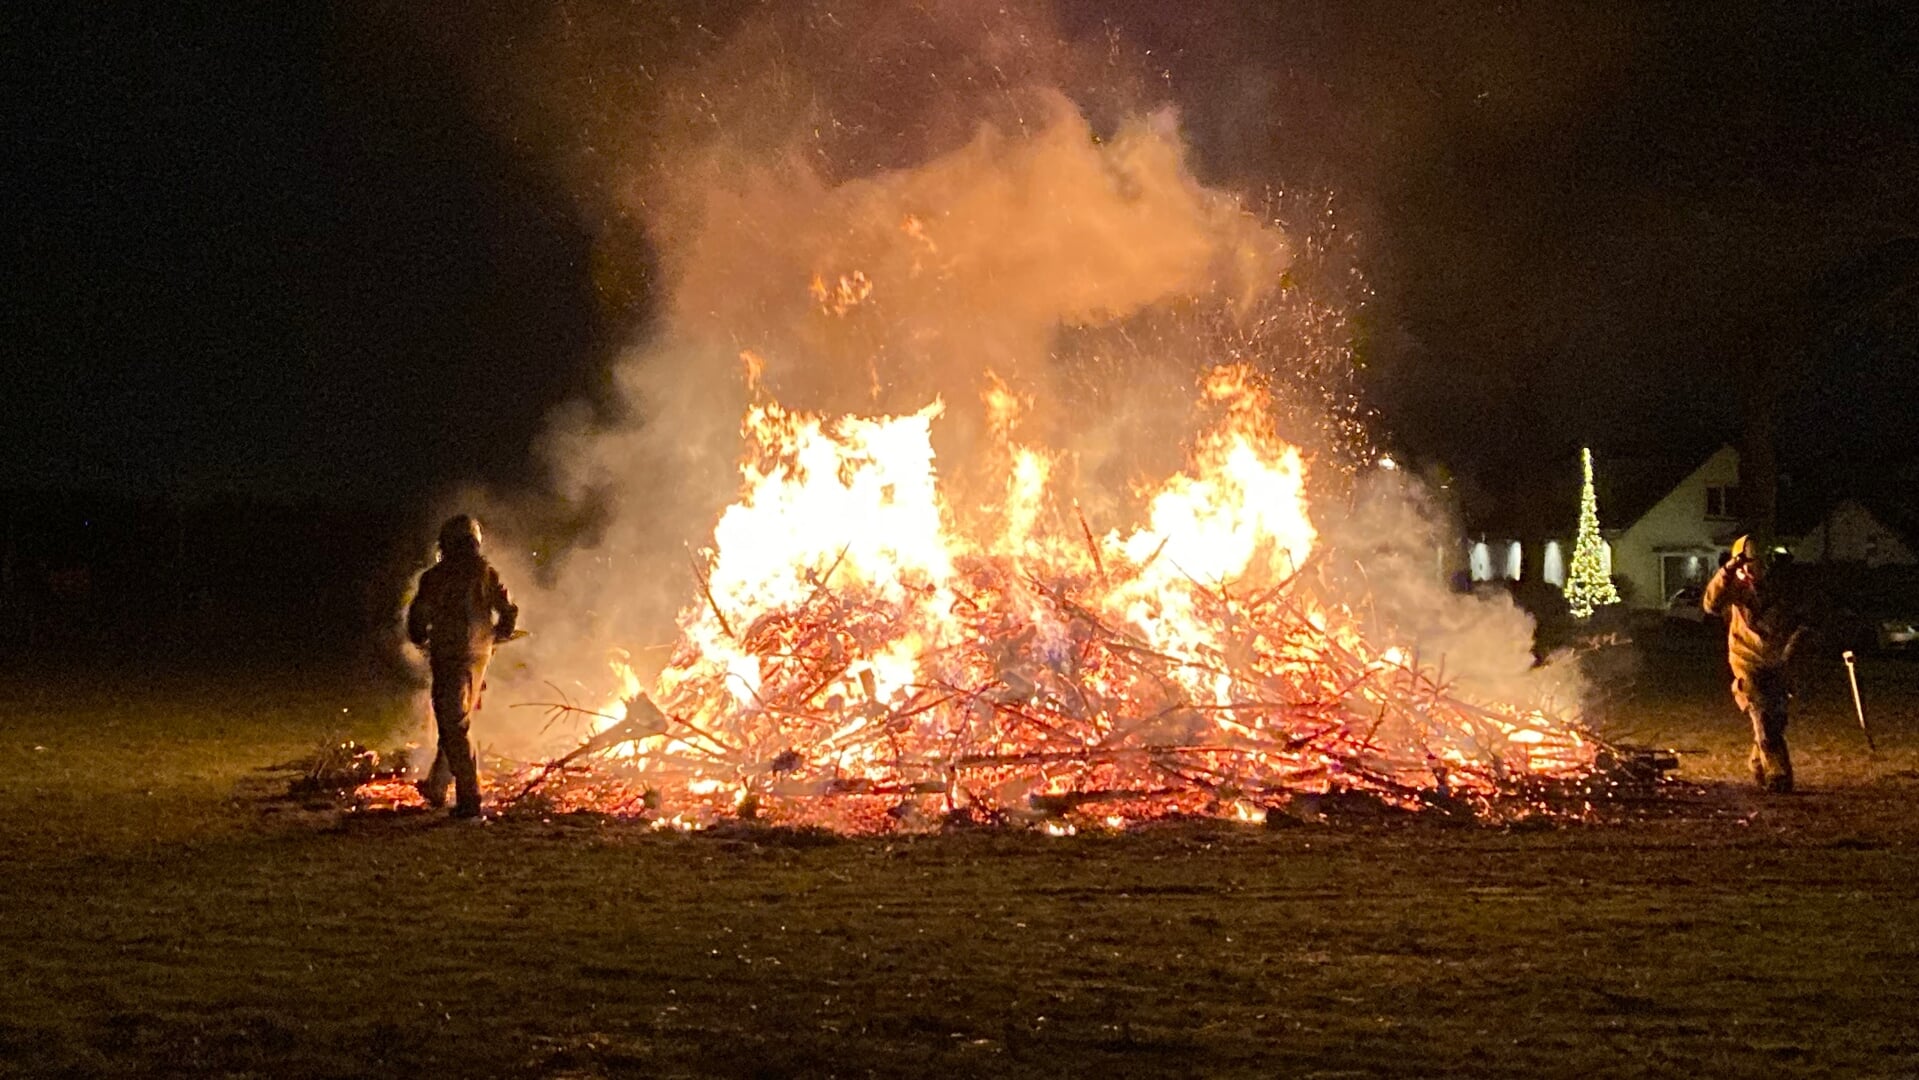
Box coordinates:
[1564,446,1621,619]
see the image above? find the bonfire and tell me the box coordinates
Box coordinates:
[364,359,1600,833]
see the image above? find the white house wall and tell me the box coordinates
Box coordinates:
[1613,445,1741,609]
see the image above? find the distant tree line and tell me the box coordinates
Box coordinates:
[0,489,429,672]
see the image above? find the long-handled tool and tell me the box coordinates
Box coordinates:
[1841,650,1876,753]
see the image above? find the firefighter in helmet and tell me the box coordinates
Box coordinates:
[1702,534,1808,792]
[406,514,518,817]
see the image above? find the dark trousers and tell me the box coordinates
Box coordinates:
[1735,667,1792,792]
[424,653,489,811]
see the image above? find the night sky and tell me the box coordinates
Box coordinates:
[7,1,1916,507]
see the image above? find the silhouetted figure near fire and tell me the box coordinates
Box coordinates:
[1703,535,1809,793]
[406,514,517,817]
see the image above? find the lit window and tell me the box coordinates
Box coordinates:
[1469,542,1493,582]
[1542,541,1566,587]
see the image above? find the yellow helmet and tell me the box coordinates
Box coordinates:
[1730,534,1778,566]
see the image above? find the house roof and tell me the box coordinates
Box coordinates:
[1596,445,1737,536]
[1459,436,1919,550]
[1779,464,1919,547]
[1461,437,1731,542]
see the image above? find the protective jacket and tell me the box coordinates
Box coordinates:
[406,553,518,662]
[1702,560,1804,706]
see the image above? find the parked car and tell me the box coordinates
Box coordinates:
[1878,615,1919,651]
[1829,593,1919,655]
[1664,585,1708,624]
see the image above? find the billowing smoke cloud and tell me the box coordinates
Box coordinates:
[423,1,1578,759]
[1319,470,1584,722]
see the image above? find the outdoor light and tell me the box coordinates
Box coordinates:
[1564,447,1621,618]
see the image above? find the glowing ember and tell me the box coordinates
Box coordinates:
[501,362,1593,830]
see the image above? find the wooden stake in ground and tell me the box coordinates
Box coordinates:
[1842,650,1876,753]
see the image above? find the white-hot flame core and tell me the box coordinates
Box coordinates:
[711,400,953,612]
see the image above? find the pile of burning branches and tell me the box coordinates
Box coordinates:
[504,552,1595,831]
[443,364,1603,831]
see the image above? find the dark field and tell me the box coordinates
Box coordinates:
[3,632,1917,1078]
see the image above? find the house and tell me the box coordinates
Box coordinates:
[1789,498,1917,567]
[1463,536,1566,588]
[1461,442,1919,612]
[1459,443,1737,611]
[1456,455,1580,592]
[1606,445,1743,609]
[1601,448,1919,604]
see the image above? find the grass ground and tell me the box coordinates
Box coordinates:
[1,631,1916,1078]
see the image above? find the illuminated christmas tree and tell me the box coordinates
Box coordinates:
[1564,446,1621,619]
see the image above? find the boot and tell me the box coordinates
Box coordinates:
[419,746,453,808]
[1751,734,1793,794]
[1763,742,1794,794]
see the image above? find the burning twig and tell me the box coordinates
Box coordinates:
[690,552,737,641]
[802,544,853,610]
[1074,502,1105,579]
[505,693,741,805]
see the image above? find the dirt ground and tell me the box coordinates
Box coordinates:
[2,629,1916,1078]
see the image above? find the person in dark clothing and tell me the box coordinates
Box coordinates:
[1702,534,1808,793]
[406,514,518,817]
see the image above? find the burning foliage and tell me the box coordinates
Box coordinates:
[291,741,384,797]
[464,364,1596,832]
[287,741,417,808]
